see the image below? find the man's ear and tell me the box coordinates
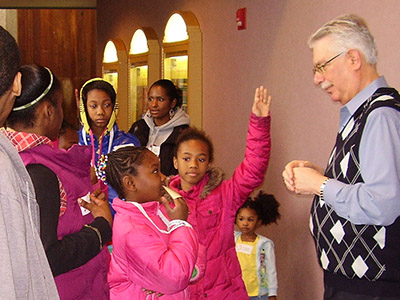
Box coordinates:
[347,49,362,71]
[122,174,136,191]
[11,72,21,97]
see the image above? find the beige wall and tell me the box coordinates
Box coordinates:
[97,1,400,299]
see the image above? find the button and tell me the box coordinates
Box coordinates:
[208,210,212,214]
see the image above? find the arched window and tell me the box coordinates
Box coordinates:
[163,11,202,128]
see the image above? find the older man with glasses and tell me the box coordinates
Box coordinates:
[283,14,400,300]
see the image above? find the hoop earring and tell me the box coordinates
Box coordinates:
[169,109,175,119]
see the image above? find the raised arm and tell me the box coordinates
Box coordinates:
[226,86,272,208]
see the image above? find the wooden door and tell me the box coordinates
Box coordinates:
[18,9,97,127]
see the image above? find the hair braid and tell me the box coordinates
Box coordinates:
[105,146,148,199]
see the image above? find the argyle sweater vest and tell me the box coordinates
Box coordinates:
[310,88,400,296]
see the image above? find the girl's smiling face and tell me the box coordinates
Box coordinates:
[173,139,210,192]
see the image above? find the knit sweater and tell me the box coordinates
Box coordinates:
[311,88,400,297]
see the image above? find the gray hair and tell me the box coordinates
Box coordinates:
[308,14,378,65]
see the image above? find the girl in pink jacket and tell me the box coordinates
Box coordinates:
[169,86,272,299]
[105,146,199,299]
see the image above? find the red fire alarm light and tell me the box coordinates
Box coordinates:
[236,7,246,30]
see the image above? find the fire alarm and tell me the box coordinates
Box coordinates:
[236,7,246,30]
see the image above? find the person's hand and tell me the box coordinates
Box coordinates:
[252,85,272,117]
[92,187,106,200]
[160,196,189,221]
[282,160,323,192]
[291,166,327,195]
[79,191,112,226]
[283,160,310,191]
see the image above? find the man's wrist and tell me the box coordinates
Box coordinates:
[319,177,330,200]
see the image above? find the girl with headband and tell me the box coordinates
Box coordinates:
[4,64,112,299]
[77,78,140,215]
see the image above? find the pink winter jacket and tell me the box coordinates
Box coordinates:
[108,198,198,300]
[168,113,271,299]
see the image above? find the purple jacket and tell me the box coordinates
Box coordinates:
[109,198,198,299]
[168,113,271,299]
[20,144,110,300]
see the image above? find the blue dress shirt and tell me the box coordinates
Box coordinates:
[324,77,400,226]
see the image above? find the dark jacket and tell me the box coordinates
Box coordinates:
[129,119,188,176]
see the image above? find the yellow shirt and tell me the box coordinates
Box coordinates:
[236,235,259,296]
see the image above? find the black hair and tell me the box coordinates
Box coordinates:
[105,146,149,199]
[59,119,78,136]
[174,127,214,163]
[236,191,280,226]
[81,80,116,107]
[0,26,20,97]
[7,64,61,128]
[149,79,183,110]
[81,80,116,125]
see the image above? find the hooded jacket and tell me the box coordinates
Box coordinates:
[79,110,140,214]
[129,108,190,176]
[108,198,198,300]
[168,113,271,299]
[0,133,59,300]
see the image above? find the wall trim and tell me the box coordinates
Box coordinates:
[0,0,96,9]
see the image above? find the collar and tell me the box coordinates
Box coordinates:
[339,76,388,130]
[0,128,53,152]
[168,167,225,199]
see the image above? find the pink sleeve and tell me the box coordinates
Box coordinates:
[125,224,198,295]
[225,113,271,210]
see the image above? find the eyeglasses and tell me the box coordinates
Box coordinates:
[312,52,345,74]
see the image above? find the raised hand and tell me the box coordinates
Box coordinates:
[252,85,271,117]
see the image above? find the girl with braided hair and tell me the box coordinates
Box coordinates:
[105,146,201,300]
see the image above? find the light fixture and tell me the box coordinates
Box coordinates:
[163,13,188,43]
[130,29,149,54]
[103,40,118,63]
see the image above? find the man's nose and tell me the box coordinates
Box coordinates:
[313,71,324,86]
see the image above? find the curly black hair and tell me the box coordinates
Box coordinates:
[236,191,280,226]
[174,127,214,163]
